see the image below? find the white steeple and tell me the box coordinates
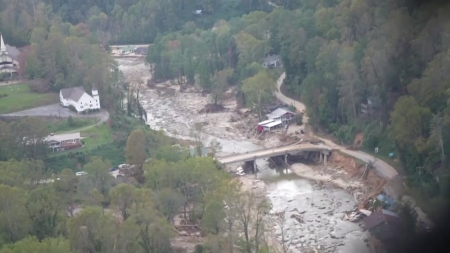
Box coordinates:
[0,34,6,52]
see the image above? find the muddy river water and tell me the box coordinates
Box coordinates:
[117,57,370,253]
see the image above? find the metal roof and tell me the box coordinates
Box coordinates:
[60,86,87,102]
[266,108,295,119]
[263,120,283,128]
[258,119,275,126]
[45,132,81,143]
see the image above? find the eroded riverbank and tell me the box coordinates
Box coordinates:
[116,56,372,253]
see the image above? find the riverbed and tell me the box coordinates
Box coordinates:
[116,57,370,253]
[259,169,370,253]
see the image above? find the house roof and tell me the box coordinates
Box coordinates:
[60,86,87,102]
[258,119,275,126]
[0,34,20,59]
[266,108,295,119]
[263,54,281,63]
[364,209,400,230]
[45,132,81,143]
[263,120,283,128]
[5,44,20,58]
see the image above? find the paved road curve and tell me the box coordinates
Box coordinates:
[217,142,332,164]
[275,72,434,226]
[275,73,398,180]
[0,103,110,131]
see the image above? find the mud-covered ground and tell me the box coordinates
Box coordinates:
[115,56,372,253]
[116,57,289,150]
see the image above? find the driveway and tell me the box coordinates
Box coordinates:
[275,73,433,225]
[1,103,109,127]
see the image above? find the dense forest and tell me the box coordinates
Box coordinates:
[143,0,450,217]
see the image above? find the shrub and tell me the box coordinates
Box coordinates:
[67,116,75,127]
[68,105,77,112]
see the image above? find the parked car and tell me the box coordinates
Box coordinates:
[75,171,88,176]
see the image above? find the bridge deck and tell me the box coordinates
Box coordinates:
[216,143,332,164]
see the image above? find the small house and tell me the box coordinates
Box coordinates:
[45,132,82,152]
[266,108,296,124]
[257,119,283,133]
[364,209,401,241]
[262,55,281,68]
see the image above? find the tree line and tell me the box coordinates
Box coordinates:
[0,128,276,253]
[0,0,271,46]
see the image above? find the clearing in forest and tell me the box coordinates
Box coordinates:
[0,83,58,114]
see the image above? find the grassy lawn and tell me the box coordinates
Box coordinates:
[46,118,97,134]
[81,123,114,149]
[47,123,113,158]
[0,83,59,114]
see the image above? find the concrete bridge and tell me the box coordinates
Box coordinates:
[216,143,333,165]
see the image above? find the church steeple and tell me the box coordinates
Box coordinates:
[0,34,6,53]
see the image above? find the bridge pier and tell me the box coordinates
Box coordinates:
[284,154,288,165]
[321,151,330,165]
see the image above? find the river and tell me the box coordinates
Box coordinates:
[117,57,370,253]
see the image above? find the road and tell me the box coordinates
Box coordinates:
[275,73,397,179]
[275,72,434,226]
[0,103,110,131]
[217,142,332,164]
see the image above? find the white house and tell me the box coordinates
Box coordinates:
[60,86,100,112]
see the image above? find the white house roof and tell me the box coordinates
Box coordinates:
[263,120,283,128]
[60,87,87,102]
[258,119,275,126]
[45,132,80,143]
[266,108,295,119]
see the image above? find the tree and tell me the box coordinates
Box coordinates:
[128,189,174,253]
[231,191,270,253]
[68,207,121,253]
[390,96,432,150]
[125,129,147,166]
[26,186,64,240]
[234,31,266,68]
[82,157,114,201]
[0,185,31,243]
[156,187,184,224]
[53,169,79,217]
[241,71,276,120]
[0,236,72,253]
[110,183,136,221]
[211,68,234,105]
[338,46,362,120]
